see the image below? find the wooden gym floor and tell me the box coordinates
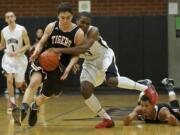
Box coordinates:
[0,92,180,135]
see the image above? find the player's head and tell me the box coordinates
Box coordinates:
[57,2,73,26]
[5,11,16,25]
[140,95,155,118]
[36,27,44,40]
[76,12,92,33]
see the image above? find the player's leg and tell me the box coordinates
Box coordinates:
[21,72,43,119]
[28,94,49,126]
[162,78,177,102]
[162,78,180,111]
[162,78,180,124]
[6,73,16,112]
[80,64,114,128]
[105,55,148,91]
[28,68,63,127]
[12,72,43,125]
[105,51,158,104]
[14,72,27,93]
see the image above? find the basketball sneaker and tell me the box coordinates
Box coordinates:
[137,79,152,86]
[28,102,39,126]
[162,78,174,87]
[21,103,29,122]
[95,119,115,129]
[12,107,21,126]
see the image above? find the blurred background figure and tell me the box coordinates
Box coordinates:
[29,27,44,56]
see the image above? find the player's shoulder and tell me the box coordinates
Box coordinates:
[89,25,99,32]
[15,24,27,32]
[2,26,8,32]
[16,24,25,29]
[47,21,57,28]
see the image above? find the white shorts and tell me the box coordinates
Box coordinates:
[80,48,120,87]
[2,53,28,82]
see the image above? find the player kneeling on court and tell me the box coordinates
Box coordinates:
[124,78,180,126]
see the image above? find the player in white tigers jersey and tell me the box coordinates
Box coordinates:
[51,12,157,128]
[0,11,30,112]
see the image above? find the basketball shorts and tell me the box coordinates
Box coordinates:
[80,48,120,87]
[1,53,28,82]
[30,59,65,97]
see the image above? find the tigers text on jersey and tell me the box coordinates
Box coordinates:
[2,24,24,55]
[47,21,79,67]
[80,25,109,60]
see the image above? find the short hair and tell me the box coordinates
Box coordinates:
[4,11,15,17]
[140,95,151,103]
[77,12,91,20]
[57,2,73,15]
[36,27,44,32]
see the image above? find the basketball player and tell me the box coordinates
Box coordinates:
[124,78,180,126]
[12,2,84,126]
[0,11,30,112]
[48,12,158,128]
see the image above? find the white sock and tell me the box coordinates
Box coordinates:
[9,97,15,104]
[85,94,111,120]
[138,91,144,102]
[169,91,176,96]
[117,76,148,91]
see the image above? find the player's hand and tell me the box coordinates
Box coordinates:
[72,64,80,74]
[60,67,70,80]
[167,115,178,126]
[123,116,131,126]
[48,48,61,54]
[9,52,18,57]
[29,50,40,62]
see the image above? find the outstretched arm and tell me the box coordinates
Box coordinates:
[60,55,79,80]
[50,26,99,55]
[158,108,178,126]
[123,106,142,126]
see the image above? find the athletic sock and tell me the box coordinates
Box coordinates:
[117,76,148,91]
[85,94,111,120]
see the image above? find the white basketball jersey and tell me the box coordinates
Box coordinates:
[80,26,109,60]
[2,24,24,54]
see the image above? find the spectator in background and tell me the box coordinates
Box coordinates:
[29,27,44,56]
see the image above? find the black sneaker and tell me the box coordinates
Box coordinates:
[28,103,38,126]
[137,79,152,86]
[21,109,27,122]
[12,107,21,126]
[161,78,174,87]
[20,103,29,122]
